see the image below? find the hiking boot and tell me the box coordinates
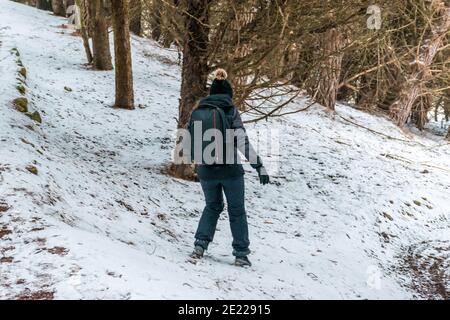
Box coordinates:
[190,245,205,259]
[234,256,252,267]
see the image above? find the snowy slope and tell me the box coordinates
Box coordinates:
[1,0,449,300]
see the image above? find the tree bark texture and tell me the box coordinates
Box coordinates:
[129,0,142,36]
[76,0,93,64]
[51,0,66,16]
[89,0,113,70]
[111,0,135,109]
[389,1,450,126]
[314,27,345,111]
[172,0,211,180]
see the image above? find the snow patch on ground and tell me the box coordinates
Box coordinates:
[1,1,449,299]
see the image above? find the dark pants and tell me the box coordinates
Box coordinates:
[194,175,250,257]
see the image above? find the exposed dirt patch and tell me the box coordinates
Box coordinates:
[0,256,14,263]
[399,240,450,299]
[0,246,15,254]
[47,246,69,256]
[116,199,134,212]
[0,228,12,239]
[163,163,198,182]
[35,237,46,246]
[0,201,10,213]
[16,290,54,300]
[30,227,45,232]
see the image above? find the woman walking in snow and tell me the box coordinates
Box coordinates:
[188,69,270,267]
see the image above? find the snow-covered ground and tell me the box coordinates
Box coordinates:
[1,0,449,300]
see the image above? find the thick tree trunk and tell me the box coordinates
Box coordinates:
[178,0,211,128]
[89,0,113,70]
[129,0,142,36]
[111,0,134,109]
[447,126,450,140]
[51,0,66,16]
[314,28,345,111]
[412,94,432,130]
[171,0,211,180]
[389,2,450,126]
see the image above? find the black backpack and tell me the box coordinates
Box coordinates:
[188,103,234,165]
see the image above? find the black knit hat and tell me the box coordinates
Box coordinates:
[210,69,233,98]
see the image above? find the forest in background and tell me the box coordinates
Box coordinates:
[11,0,450,177]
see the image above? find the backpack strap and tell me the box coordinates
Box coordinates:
[197,103,230,165]
[198,103,228,130]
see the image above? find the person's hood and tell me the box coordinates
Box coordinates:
[199,94,234,109]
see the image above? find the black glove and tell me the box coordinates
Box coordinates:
[256,166,270,185]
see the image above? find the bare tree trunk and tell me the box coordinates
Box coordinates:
[447,126,450,140]
[111,0,134,109]
[389,2,450,126]
[129,0,142,36]
[412,94,432,130]
[89,0,113,70]
[178,0,211,128]
[51,0,66,16]
[76,0,93,64]
[171,0,211,180]
[151,0,163,41]
[444,96,450,122]
[314,28,345,111]
[431,96,444,121]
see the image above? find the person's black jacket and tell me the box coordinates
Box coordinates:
[194,94,263,180]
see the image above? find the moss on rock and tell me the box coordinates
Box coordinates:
[26,111,42,124]
[16,84,26,95]
[26,165,38,175]
[19,67,27,79]
[13,97,28,113]
[10,48,20,56]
